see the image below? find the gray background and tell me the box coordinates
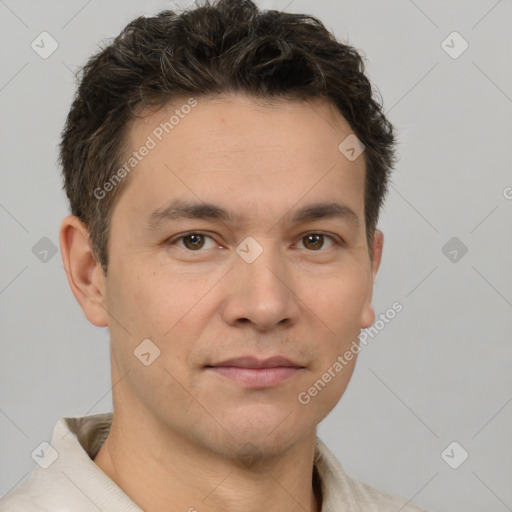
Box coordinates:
[1,1,511,510]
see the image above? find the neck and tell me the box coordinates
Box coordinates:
[93,410,322,512]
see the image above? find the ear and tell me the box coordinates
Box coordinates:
[59,215,109,327]
[360,229,384,329]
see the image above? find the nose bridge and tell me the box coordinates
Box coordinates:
[223,235,298,329]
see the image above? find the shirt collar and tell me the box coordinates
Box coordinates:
[56,412,360,512]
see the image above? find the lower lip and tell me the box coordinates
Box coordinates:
[206,366,303,388]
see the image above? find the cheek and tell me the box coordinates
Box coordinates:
[300,267,371,384]
[106,266,215,373]
[105,264,186,333]
[307,268,371,329]
[105,272,153,326]
[104,268,196,401]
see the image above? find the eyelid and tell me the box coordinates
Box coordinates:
[294,232,342,250]
[167,231,219,250]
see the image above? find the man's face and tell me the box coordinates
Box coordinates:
[100,95,378,460]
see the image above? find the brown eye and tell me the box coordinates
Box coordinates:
[167,232,219,253]
[302,234,324,250]
[182,233,206,250]
[299,233,343,252]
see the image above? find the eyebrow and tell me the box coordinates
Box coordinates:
[145,199,359,230]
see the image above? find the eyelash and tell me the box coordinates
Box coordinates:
[167,231,342,252]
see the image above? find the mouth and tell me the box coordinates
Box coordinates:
[205,356,305,388]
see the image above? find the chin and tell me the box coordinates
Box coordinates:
[216,434,302,466]
[221,417,310,459]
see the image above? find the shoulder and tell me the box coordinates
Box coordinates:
[0,482,45,511]
[314,437,430,512]
[0,414,114,511]
[0,459,82,512]
[344,473,429,512]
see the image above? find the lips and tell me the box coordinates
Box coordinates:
[205,356,305,388]
[206,356,304,369]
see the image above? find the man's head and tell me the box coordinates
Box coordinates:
[59,0,395,272]
[59,0,395,465]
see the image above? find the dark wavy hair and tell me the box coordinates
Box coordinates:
[59,0,396,271]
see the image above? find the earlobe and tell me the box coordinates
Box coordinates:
[59,215,109,327]
[360,229,384,329]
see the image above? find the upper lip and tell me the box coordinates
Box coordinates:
[206,356,304,369]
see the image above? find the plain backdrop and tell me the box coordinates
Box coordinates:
[1,1,511,511]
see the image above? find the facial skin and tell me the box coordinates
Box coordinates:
[60,95,383,512]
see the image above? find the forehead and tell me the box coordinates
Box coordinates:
[127,94,356,163]
[112,95,366,228]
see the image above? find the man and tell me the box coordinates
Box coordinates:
[0,0,428,510]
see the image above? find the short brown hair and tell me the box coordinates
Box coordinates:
[59,0,396,271]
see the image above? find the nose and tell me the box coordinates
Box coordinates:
[221,240,300,332]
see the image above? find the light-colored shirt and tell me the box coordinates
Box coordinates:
[0,413,428,511]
